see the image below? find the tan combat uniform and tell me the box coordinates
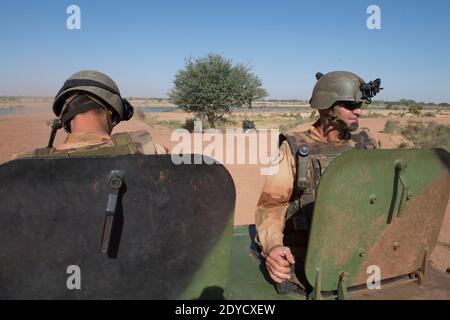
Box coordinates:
[54,131,167,155]
[255,124,379,255]
[13,130,167,159]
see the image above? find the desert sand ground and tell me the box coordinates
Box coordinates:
[0,108,449,273]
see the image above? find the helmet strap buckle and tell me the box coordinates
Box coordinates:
[47,119,63,148]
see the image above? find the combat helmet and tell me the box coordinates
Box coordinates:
[52,70,134,122]
[309,71,382,110]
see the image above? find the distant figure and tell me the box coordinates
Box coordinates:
[242,119,256,132]
[14,70,167,158]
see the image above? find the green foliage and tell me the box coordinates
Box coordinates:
[379,99,450,110]
[243,78,268,108]
[169,53,267,128]
[384,103,404,110]
[308,110,317,121]
[278,116,305,132]
[182,118,210,132]
[383,120,400,133]
[422,111,436,117]
[400,122,450,151]
[182,118,196,132]
[360,112,384,118]
[154,119,183,129]
[144,115,183,130]
[408,104,422,116]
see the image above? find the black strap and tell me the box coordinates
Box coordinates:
[57,79,121,98]
[60,101,103,125]
[351,129,378,150]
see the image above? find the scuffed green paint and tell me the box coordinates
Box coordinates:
[224,225,305,300]
[305,148,449,292]
[180,215,234,299]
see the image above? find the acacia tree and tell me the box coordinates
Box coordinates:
[169,53,267,127]
[241,73,268,108]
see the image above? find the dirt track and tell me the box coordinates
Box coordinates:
[0,111,449,272]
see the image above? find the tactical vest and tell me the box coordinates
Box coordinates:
[30,131,156,157]
[281,129,377,232]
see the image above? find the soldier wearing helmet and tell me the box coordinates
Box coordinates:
[14,70,167,158]
[255,71,382,291]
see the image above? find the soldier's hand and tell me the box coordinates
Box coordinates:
[265,246,295,284]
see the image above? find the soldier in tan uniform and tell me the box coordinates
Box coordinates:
[14,70,166,158]
[255,71,383,288]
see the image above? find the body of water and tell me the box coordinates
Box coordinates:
[0,108,17,115]
[142,106,180,112]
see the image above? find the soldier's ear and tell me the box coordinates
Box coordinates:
[319,106,334,116]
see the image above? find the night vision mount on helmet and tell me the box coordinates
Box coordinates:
[310,71,383,110]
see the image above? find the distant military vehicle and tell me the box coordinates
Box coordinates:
[0,148,449,299]
[242,119,256,132]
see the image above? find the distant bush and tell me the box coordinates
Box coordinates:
[408,105,422,116]
[182,118,209,132]
[155,119,183,129]
[399,142,409,148]
[308,111,317,121]
[360,112,384,118]
[383,120,400,133]
[422,111,436,117]
[182,118,196,132]
[400,122,450,151]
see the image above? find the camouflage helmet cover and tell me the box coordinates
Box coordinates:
[309,71,367,110]
[52,70,127,120]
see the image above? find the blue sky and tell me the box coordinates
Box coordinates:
[0,0,449,102]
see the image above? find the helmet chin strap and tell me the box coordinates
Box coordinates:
[106,111,114,134]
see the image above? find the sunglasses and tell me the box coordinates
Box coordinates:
[341,102,363,110]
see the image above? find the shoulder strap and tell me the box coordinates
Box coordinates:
[111,132,136,150]
[280,132,354,201]
[280,132,316,201]
[30,132,144,158]
[127,130,157,155]
[351,128,378,149]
